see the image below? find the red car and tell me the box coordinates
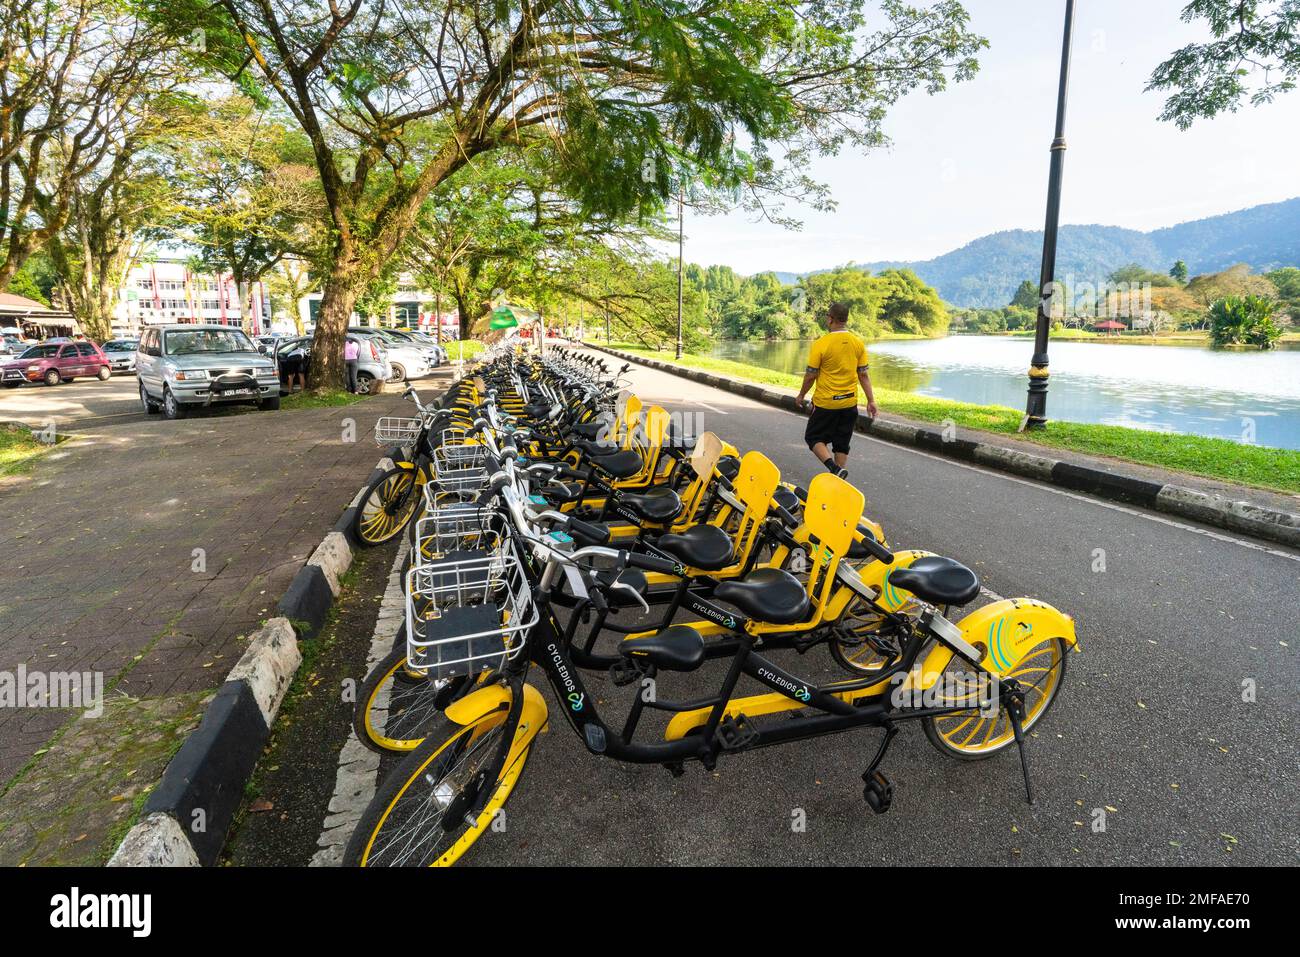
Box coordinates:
[1,340,112,387]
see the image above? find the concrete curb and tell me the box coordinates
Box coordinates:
[108,377,472,867]
[590,344,1300,549]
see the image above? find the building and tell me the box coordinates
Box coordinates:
[0,293,77,339]
[299,271,461,339]
[113,259,272,336]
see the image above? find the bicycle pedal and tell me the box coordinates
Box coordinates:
[716,714,758,751]
[862,770,893,814]
[608,659,642,687]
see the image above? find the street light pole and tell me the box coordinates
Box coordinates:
[676,181,685,360]
[1024,0,1076,430]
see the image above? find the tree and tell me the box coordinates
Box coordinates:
[1265,266,1300,320]
[0,0,176,286]
[156,0,984,389]
[1209,294,1284,348]
[1010,279,1040,310]
[1171,259,1189,283]
[164,97,322,333]
[1108,263,1176,288]
[265,258,318,334]
[1149,1,1300,128]
[1186,264,1277,327]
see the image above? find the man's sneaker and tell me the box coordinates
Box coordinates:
[834,467,849,479]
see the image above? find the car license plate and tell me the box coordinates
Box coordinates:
[225,387,255,396]
[2,370,20,380]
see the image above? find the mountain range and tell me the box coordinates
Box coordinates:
[770,196,1300,308]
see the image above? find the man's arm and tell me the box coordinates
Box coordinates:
[796,366,818,411]
[858,367,878,418]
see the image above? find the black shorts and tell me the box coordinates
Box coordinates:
[804,405,858,453]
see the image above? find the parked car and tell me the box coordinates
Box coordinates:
[136,324,280,419]
[101,338,139,374]
[389,328,449,366]
[275,334,391,394]
[0,333,27,358]
[349,327,435,381]
[1,340,111,387]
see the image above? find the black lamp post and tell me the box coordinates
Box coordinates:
[1025,0,1077,429]
[675,181,685,360]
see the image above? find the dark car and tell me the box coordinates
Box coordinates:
[1,340,112,387]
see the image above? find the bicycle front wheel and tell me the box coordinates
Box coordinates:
[352,466,421,546]
[343,709,529,867]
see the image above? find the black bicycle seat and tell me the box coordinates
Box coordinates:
[714,568,810,625]
[655,525,734,570]
[619,487,682,522]
[590,449,643,479]
[620,625,705,672]
[886,556,980,607]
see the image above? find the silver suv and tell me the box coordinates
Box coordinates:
[137,324,280,419]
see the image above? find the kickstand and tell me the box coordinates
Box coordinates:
[1006,688,1034,805]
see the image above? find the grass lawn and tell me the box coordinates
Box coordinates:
[0,423,55,476]
[608,345,1300,495]
[279,388,370,411]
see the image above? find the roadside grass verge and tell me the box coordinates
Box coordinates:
[0,423,57,476]
[280,388,370,411]
[609,345,1300,495]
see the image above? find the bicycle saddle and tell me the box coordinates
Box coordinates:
[589,449,643,479]
[714,568,810,625]
[886,556,980,607]
[568,420,610,441]
[655,525,734,570]
[619,487,682,522]
[716,456,740,481]
[620,625,705,672]
[572,437,621,456]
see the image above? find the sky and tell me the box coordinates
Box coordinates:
[675,0,1300,276]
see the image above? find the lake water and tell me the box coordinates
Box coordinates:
[708,335,1300,451]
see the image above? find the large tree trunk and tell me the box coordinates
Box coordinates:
[309,265,364,390]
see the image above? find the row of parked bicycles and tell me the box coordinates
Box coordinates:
[341,344,1078,866]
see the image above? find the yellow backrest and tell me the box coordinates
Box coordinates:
[717,450,780,567]
[800,473,865,606]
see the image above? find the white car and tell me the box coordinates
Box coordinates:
[350,327,434,382]
[101,339,139,374]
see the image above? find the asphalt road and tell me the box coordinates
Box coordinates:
[448,350,1297,867]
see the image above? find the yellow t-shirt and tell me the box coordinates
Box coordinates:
[807,330,868,409]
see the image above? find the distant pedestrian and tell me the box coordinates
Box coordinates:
[344,337,360,393]
[795,301,877,479]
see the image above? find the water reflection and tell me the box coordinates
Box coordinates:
[709,336,1300,450]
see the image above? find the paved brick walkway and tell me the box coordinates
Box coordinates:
[0,376,450,863]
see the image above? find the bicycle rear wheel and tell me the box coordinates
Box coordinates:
[353,644,472,754]
[923,637,1068,759]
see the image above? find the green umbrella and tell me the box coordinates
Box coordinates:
[489,305,519,330]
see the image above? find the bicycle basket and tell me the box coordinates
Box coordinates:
[431,441,491,493]
[404,542,536,680]
[412,500,506,565]
[374,416,423,446]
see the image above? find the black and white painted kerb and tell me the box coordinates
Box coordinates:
[108,528,353,866]
[590,345,1300,550]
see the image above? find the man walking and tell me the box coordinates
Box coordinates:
[795,301,877,478]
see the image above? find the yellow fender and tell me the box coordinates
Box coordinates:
[918,598,1078,680]
[444,682,550,761]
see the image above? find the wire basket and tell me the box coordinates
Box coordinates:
[374,416,423,446]
[404,541,536,680]
[411,500,505,565]
[431,440,491,493]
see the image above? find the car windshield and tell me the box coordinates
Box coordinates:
[105,341,137,352]
[164,329,256,355]
[19,345,59,358]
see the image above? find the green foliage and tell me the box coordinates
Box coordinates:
[1108,263,1178,287]
[1265,266,1300,319]
[1010,279,1040,310]
[1148,0,1300,129]
[1209,294,1284,348]
[1171,259,1189,283]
